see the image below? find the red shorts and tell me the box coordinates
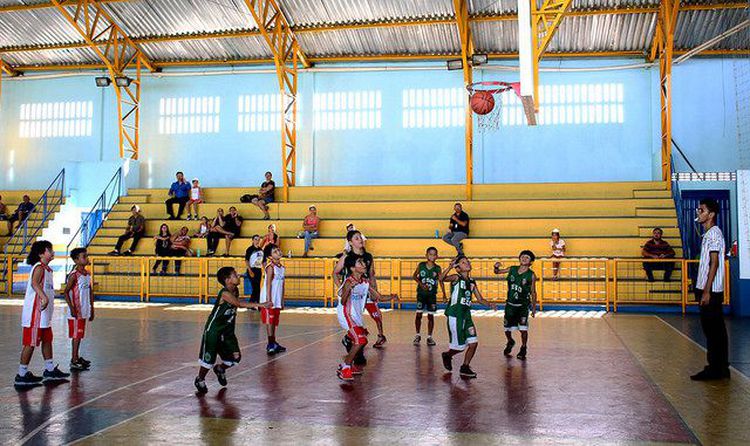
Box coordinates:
[365,302,382,321]
[188,199,203,205]
[347,326,368,346]
[68,319,87,340]
[261,308,281,326]
[22,327,53,347]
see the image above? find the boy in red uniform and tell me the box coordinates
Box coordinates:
[64,248,94,371]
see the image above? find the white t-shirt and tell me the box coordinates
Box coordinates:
[550,239,566,257]
[191,186,201,200]
[697,225,725,292]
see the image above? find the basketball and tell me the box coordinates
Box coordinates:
[470,90,495,115]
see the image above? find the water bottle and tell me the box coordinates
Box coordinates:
[196,249,201,257]
[287,250,293,258]
[435,229,440,239]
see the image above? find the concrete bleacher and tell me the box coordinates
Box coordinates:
[0,190,60,252]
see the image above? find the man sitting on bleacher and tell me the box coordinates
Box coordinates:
[7,195,35,236]
[642,227,676,282]
[442,203,470,256]
[109,205,146,256]
[0,195,8,234]
[165,171,191,220]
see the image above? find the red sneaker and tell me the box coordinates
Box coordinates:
[337,365,354,381]
[352,364,364,375]
[373,335,387,349]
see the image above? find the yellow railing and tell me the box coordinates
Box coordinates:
[0,255,732,313]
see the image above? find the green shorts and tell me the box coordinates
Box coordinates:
[446,313,477,351]
[503,304,530,331]
[199,330,240,368]
[416,293,437,314]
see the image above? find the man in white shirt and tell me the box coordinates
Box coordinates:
[690,198,729,381]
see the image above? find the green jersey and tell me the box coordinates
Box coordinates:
[506,266,534,307]
[445,275,475,317]
[203,287,238,335]
[416,262,441,297]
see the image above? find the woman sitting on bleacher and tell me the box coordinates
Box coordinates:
[152,224,173,275]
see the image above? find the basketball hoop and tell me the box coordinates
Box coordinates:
[466,81,522,132]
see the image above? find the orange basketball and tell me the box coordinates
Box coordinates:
[470,90,495,115]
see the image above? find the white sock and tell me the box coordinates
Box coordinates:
[340,363,350,369]
[18,364,28,376]
[44,359,55,372]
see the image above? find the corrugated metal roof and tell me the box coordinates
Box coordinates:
[282,0,455,27]
[676,8,750,50]
[0,7,110,48]
[1,47,101,66]
[138,36,272,62]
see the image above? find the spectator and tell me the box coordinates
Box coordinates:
[7,194,35,235]
[642,227,676,282]
[165,171,191,220]
[298,205,320,257]
[152,224,173,275]
[194,216,211,238]
[244,235,264,303]
[251,171,275,220]
[171,226,192,275]
[261,224,279,249]
[442,202,470,256]
[109,205,145,256]
[343,223,366,254]
[206,207,243,257]
[0,195,9,234]
[186,178,203,221]
[550,229,566,280]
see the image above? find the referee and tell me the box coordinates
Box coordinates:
[690,198,730,381]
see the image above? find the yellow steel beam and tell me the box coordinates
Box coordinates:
[242,0,305,203]
[531,0,574,110]
[453,0,474,201]
[0,57,19,76]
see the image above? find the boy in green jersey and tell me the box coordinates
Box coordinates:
[494,250,538,360]
[195,267,269,394]
[412,247,446,346]
[439,256,496,378]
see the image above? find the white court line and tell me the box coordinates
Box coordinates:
[18,327,340,445]
[66,329,343,445]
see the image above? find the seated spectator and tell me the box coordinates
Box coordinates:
[7,194,35,235]
[152,224,173,275]
[165,171,191,220]
[186,178,203,221]
[251,171,275,220]
[109,205,145,256]
[171,226,192,275]
[642,227,676,282]
[194,216,211,238]
[442,203,469,256]
[298,205,320,257]
[261,224,279,249]
[343,223,366,254]
[550,229,566,280]
[0,195,8,234]
[207,207,243,257]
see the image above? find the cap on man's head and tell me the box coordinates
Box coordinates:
[132,205,141,212]
[551,228,560,234]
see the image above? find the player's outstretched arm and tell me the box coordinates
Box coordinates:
[369,287,399,303]
[333,255,346,288]
[471,283,497,311]
[440,260,458,283]
[493,261,510,276]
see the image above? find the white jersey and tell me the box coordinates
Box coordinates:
[66,269,92,320]
[551,238,566,257]
[259,262,285,308]
[191,186,201,200]
[697,225,725,292]
[337,277,369,330]
[21,262,55,329]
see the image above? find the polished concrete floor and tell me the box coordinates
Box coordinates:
[0,300,748,445]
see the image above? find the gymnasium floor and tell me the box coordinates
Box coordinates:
[0,300,749,445]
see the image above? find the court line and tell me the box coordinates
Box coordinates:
[18,327,340,445]
[65,329,344,445]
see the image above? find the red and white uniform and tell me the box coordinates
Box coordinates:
[337,276,369,345]
[21,262,55,346]
[260,262,285,326]
[189,186,203,203]
[66,269,92,340]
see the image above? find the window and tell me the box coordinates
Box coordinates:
[158,96,220,135]
[313,90,381,130]
[237,94,301,132]
[19,101,93,138]
[402,88,464,128]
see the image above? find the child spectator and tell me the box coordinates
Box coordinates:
[550,229,566,280]
[194,217,211,238]
[187,178,203,221]
[171,226,192,275]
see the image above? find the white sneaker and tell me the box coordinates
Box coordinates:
[412,334,421,345]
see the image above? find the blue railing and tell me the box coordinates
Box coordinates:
[65,167,123,266]
[670,159,691,257]
[3,168,66,256]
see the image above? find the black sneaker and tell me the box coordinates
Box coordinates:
[342,335,353,352]
[78,357,91,367]
[274,343,287,353]
[213,365,227,387]
[194,377,208,394]
[14,371,43,387]
[503,339,516,357]
[516,346,527,360]
[459,365,477,378]
[441,352,453,371]
[266,343,278,356]
[690,368,730,381]
[69,360,88,371]
[108,250,120,256]
[43,366,70,382]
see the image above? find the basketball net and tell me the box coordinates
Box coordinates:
[466,81,522,132]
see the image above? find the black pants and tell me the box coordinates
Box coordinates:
[165,196,189,218]
[696,289,729,373]
[115,230,144,252]
[207,232,223,253]
[643,261,675,281]
[249,267,262,303]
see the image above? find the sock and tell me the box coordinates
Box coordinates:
[18,364,28,376]
[341,363,351,369]
[44,359,55,372]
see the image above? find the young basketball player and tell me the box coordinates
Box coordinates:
[494,250,538,360]
[64,248,94,371]
[337,257,398,381]
[260,243,286,355]
[413,247,445,346]
[195,266,268,394]
[440,255,496,378]
[15,240,70,386]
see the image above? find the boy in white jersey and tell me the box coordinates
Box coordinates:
[260,244,286,355]
[15,241,70,387]
[337,258,398,381]
[64,248,94,371]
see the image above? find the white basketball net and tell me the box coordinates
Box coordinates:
[467,81,520,132]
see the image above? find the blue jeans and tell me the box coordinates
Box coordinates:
[304,230,319,253]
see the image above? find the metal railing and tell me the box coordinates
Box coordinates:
[670,158,691,258]
[43,256,728,313]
